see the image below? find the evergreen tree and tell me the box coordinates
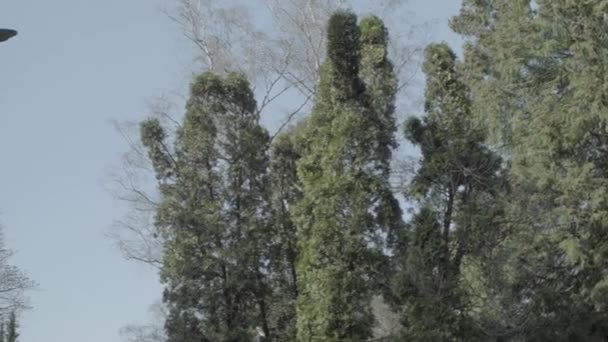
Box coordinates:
[141,72,273,341]
[359,15,398,177]
[266,129,302,341]
[294,12,401,341]
[395,43,502,341]
[451,0,608,339]
[119,2,608,341]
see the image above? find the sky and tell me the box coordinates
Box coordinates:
[0,1,461,341]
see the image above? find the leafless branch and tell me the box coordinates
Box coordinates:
[0,228,36,315]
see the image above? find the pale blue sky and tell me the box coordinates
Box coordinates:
[0,1,461,341]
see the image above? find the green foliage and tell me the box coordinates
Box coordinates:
[294,11,401,342]
[126,3,608,340]
[266,129,303,341]
[393,43,503,341]
[450,0,608,339]
[395,208,469,341]
[326,11,362,99]
[142,72,276,341]
[359,15,398,176]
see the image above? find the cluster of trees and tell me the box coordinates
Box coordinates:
[116,0,608,341]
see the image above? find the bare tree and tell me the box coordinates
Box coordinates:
[165,0,426,128]
[120,301,167,342]
[105,120,162,267]
[104,94,183,268]
[0,226,36,314]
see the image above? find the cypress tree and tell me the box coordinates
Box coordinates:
[294,12,401,341]
[142,72,273,341]
[359,15,398,176]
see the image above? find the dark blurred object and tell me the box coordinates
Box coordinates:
[0,29,17,42]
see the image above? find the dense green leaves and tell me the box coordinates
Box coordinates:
[267,130,302,341]
[142,72,276,341]
[393,42,503,341]
[449,0,608,339]
[294,12,401,342]
[129,3,608,341]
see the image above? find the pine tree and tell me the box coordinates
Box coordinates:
[294,12,401,341]
[395,43,502,341]
[142,72,273,341]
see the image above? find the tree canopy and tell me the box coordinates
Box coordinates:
[117,2,608,341]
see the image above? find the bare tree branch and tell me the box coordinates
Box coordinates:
[0,226,36,315]
[120,301,168,342]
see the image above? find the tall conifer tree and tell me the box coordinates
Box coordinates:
[267,130,302,341]
[142,72,273,341]
[395,43,502,341]
[451,0,608,339]
[294,12,401,341]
